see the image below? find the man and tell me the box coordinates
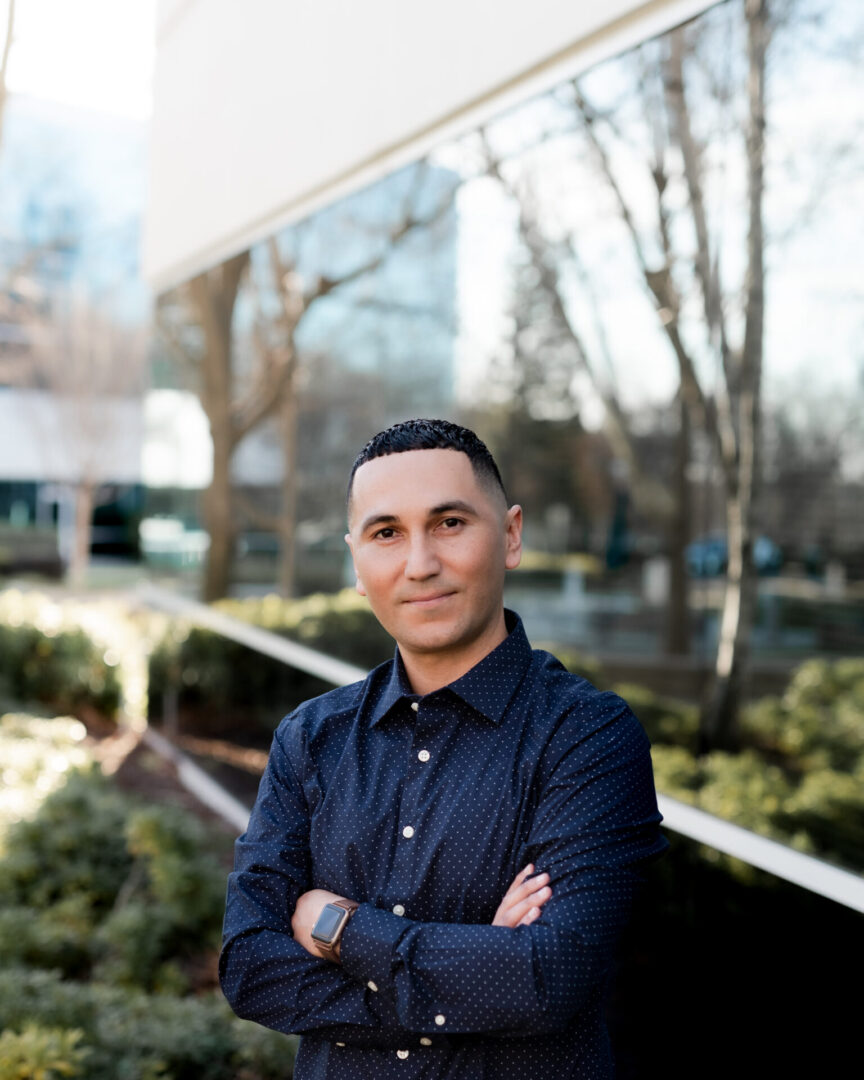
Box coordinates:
[221,418,666,1078]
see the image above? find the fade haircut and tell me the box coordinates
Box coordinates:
[347,418,508,514]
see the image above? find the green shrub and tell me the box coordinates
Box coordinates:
[780,764,864,866]
[0,1023,89,1080]
[0,769,229,992]
[148,589,394,733]
[0,623,120,719]
[650,744,701,798]
[0,898,93,978]
[0,770,131,911]
[0,970,296,1080]
[742,657,864,771]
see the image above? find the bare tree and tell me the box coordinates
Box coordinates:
[478,0,773,746]
[21,293,149,585]
[159,161,457,600]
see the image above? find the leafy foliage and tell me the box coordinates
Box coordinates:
[148,588,394,732]
[644,656,864,872]
[0,970,294,1080]
[0,747,296,1078]
[0,622,120,719]
[0,1023,89,1080]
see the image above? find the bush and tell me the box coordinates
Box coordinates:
[0,1023,89,1080]
[741,657,864,771]
[148,589,394,734]
[0,969,296,1080]
[0,622,121,719]
[0,771,226,993]
[0,770,131,911]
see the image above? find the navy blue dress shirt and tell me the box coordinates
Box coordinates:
[221,611,667,1078]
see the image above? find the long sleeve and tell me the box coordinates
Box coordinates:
[219,723,414,1048]
[338,702,666,1037]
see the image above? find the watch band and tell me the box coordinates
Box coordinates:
[311,899,359,962]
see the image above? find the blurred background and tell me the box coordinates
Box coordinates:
[0,0,862,1077]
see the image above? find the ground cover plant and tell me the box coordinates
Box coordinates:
[0,712,296,1079]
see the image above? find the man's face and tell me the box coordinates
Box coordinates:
[345,448,522,667]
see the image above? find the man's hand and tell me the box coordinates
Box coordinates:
[291,888,348,959]
[292,866,550,960]
[492,864,551,928]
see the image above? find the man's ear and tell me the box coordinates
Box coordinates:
[504,505,523,570]
[344,532,367,596]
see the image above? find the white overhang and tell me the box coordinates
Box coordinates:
[144,0,717,293]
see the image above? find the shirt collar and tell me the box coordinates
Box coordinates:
[368,609,532,727]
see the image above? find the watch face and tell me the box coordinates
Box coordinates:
[311,904,346,944]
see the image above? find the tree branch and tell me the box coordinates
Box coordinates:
[480,130,674,519]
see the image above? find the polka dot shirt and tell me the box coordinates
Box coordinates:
[220,610,667,1078]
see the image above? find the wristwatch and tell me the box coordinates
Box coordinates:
[310,898,359,962]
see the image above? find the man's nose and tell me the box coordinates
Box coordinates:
[404,533,441,579]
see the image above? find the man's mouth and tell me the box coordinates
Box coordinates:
[403,591,455,607]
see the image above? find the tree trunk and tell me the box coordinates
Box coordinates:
[665,394,690,655]
[68,480,95,588]
[699,0,767,750]
[700,494,757,751]
[278,378,299,597]
[188,251,249,602]
[203,422,235,602]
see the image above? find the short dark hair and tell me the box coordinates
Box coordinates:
[347,418,507,510]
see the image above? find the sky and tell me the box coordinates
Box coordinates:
[2,0,156,119]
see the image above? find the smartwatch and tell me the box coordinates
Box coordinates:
[310,899,359,961]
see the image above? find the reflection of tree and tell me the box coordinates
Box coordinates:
[158,162,457,601]
[21,295,148,584]
[479,0,777,749]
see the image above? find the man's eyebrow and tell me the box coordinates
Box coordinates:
[429,500,480,517]
[358,500,480,535]
[358,512,399,534]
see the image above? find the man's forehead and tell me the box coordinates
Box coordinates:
[349,448,499,524]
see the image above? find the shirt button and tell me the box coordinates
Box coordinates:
[397,1050,410,1059]
[417,749,430,762]
[420,1037,432,1046]
[392,903,405,916]
[410,702,419,712]
[402,825,415,838]
[434,1014,446,1026]
[367,980,378,992]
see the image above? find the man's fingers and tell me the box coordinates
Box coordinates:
[493,880,552,927]
[504,870,550,908]
[506,886,551,926]
[504,863,535,897]
[517,906,542,927]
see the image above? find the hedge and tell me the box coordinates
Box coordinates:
[148,589,394,734]
[639,659,864,873]
[0,714,296,1078]
[0,622,120,720]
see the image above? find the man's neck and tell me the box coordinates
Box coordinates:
[398,611,509,696]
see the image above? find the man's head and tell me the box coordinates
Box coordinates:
[345,419,522,683]
[347,418,508,518]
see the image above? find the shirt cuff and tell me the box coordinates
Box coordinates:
[340,903,409,988]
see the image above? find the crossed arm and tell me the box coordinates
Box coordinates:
[290,861,552,957]
[220,704,664,1044]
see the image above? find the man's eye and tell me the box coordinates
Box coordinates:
[442,518,463,529]
[374,527,396,540]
